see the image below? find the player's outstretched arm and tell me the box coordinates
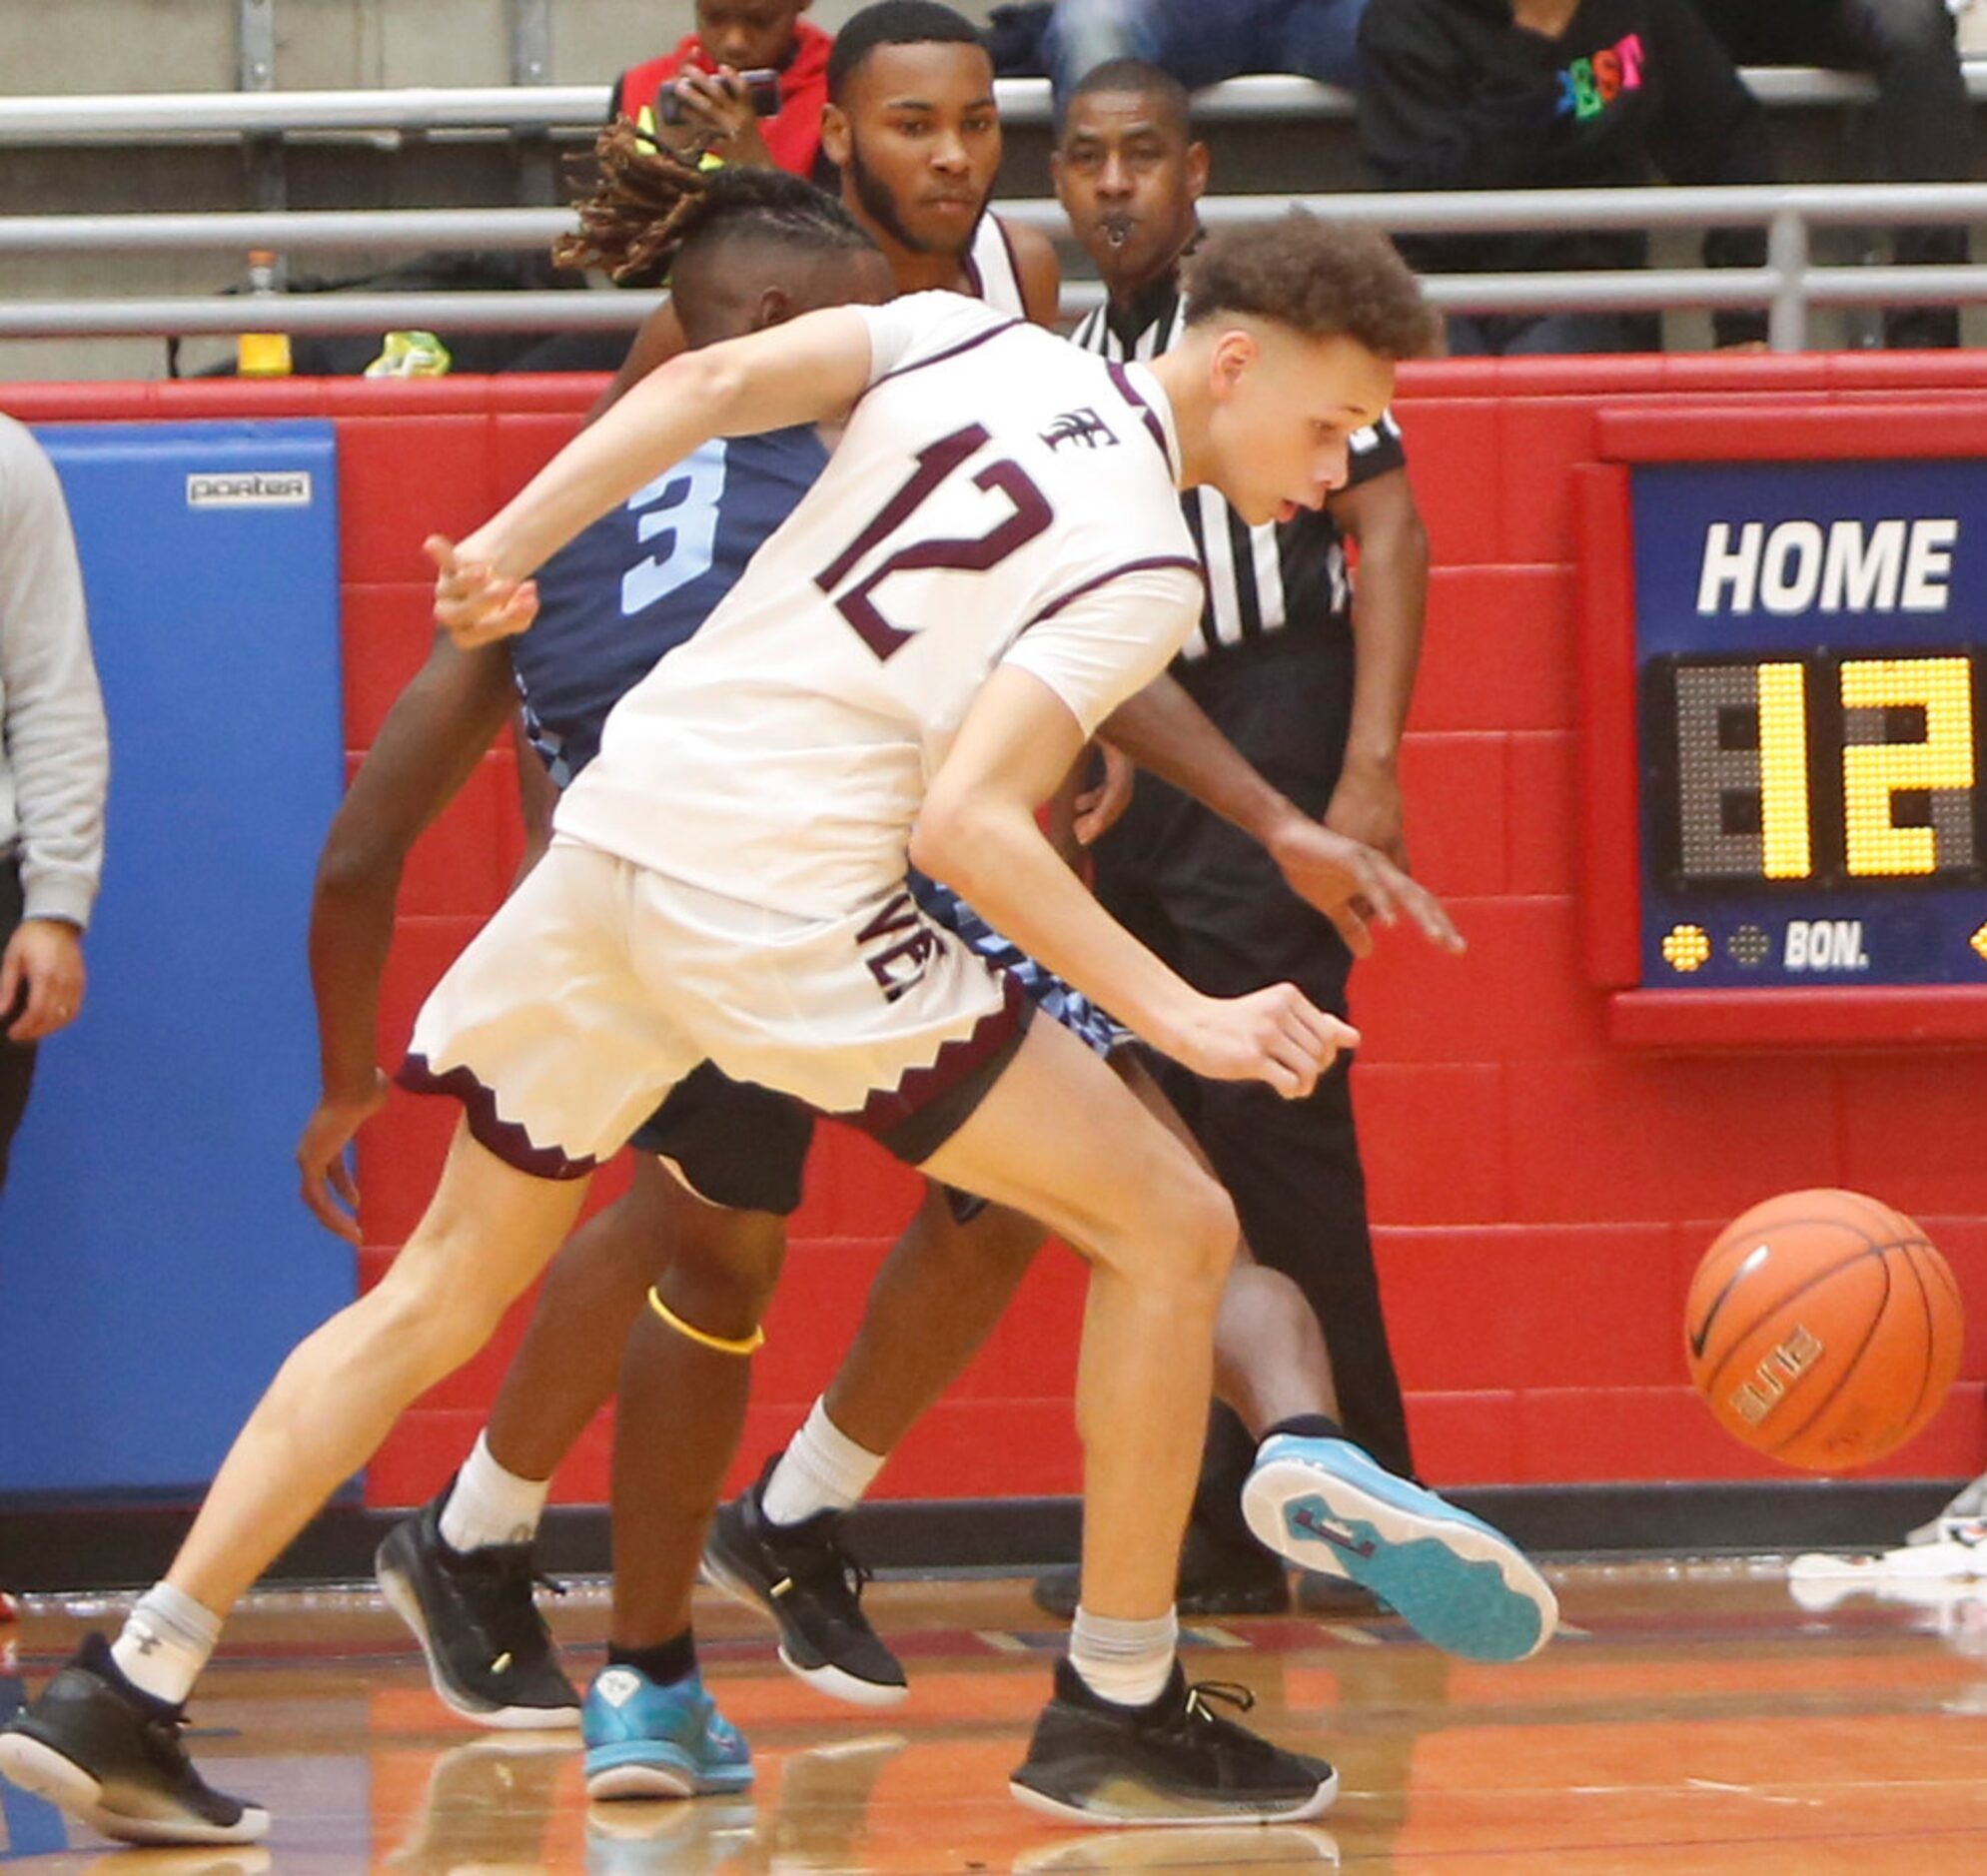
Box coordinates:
[1100,670,1464,957]
[914,664,1356,1101]
[433,307,878,645]
[299,631,517,1242]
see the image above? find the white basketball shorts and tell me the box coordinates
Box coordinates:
[398,839,1025,1178]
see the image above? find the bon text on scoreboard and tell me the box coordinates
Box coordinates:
[1574,401,1987,1048]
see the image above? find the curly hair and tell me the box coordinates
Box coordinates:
[555,122,873,287]
[1183,213,1441,362]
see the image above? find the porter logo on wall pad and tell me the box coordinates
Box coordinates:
[186,469,315,508]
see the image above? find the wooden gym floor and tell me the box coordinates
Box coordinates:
[4,1559,1987,1872]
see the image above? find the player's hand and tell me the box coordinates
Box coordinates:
[428,534,538,648]
[0,917,85,1043]
[1267,811,1465,958]
[1074,741,1135,847]
[297,1070,391,1244]
[1323,753,1409,870]
[668,68,775,167]
[1166,984,1358,1099]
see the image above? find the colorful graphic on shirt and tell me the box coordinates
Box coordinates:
[1558,34,1644,121]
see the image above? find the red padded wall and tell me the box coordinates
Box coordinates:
[12,355,1986,1504]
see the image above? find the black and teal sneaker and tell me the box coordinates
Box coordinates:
[1243,1431,1556,1662]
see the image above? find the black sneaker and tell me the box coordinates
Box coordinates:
[1010,1656,1337,1826]
[700,1459,907,1707]
[376,1491,581,1728]
[0,1632,269,1846]
[1031,1524,1291,1621]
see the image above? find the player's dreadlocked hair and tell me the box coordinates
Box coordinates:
[555,122,873,286]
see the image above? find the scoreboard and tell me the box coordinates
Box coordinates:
[1576,404,1987,1047]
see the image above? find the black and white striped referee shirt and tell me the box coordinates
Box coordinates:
[1070,276,1406,666]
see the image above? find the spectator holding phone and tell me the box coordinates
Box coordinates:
[612,0,835,177]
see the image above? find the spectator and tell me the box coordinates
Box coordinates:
[1041,0,1370,102]
[1691,0,1971,348]
[0,416,108,1200]
[1359,0,1776,354]
[611,0,836,178]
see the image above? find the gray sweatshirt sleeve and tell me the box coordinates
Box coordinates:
[0,417,109,930]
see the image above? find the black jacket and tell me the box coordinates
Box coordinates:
[1358,0,1774,339]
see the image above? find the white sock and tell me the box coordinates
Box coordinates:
[1069,1605,1179,1709]
[439,1431,551,1553]
[759,1398,886,1526]
[111,1582,222,1707]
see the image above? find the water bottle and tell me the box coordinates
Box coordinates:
[237,249,293,379]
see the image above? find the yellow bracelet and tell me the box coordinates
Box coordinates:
[647,1285,765,1357]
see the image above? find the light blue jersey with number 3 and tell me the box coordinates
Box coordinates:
[509,424,830,786]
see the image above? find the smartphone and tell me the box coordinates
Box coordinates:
[657,68,782,126]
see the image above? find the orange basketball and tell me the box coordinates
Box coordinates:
[1685,1188,1964,1472]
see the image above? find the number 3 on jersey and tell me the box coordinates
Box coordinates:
[816,424,1053,659]
[621,441,728,617]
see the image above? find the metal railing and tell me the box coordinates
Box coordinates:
[1,183,1982,352]
[4,65,1985,355]
[3,65,1985,144]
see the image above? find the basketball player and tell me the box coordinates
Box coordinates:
[349,131,1467,1773]
[707,57,1555,1677]
[0,211,1440,1838]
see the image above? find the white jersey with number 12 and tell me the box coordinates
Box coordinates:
[556,292,1204,920]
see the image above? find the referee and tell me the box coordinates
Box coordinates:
[1042,57,1428,1616]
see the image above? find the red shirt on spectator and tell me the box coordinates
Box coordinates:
[611,18,834,179]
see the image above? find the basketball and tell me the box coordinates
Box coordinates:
[1685,1189,1965,1472]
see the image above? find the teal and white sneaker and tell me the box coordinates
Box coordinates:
[1242,1434,1556,1663]
[581,1665,752,1802]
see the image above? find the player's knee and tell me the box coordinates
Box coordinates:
[1126,1167,1239,1298]
[1181,1176,1242,1288]
[664,1208,785,1333]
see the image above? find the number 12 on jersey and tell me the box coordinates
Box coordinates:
[817,424,1053,659]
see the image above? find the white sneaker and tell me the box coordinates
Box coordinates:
[1907,1472,1987,1547]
